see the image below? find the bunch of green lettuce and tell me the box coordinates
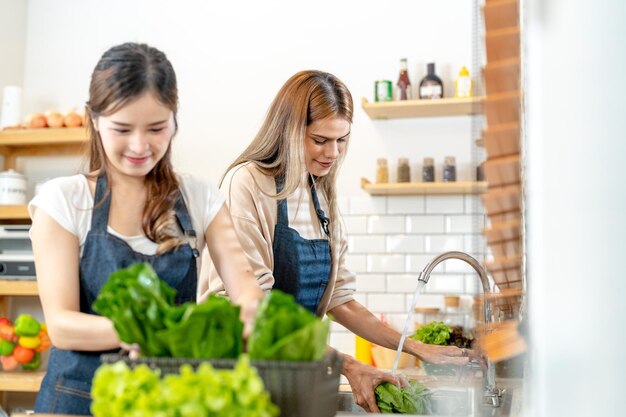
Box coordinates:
[93,263,242,358]
[410,321,452,346]
[91,356,279,417]
[248,290,329,361]
[375,380,433,414]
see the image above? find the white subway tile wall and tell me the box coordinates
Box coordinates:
[330,194,488,357]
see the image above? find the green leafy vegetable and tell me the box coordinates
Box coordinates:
[91,355,279,417]
[94,263,242,358]
[410,321,451,346]
[156,296,243,359]
[248,290,329,361]
[375,380,432,414]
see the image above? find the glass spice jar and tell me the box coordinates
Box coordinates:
[376,158,389,184]
[422,157,435,182]
[443,156,457,182]
[397,158,411,183]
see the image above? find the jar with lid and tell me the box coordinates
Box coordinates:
[397,158,411,183]
[0,169,27,205]
[443,156,457,182]
[422,157,435,182]
[376,158,389,184]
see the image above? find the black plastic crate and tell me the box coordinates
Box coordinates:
[100,352,343,417]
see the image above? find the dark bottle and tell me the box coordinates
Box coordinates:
[396,58,412,100]
[422,157,435,182]
[443,156,457,182]
[419,62,444,99]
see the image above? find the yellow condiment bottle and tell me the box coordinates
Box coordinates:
[455,66,473,98]
[355,335,373,365]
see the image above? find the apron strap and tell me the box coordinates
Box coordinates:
[274,175,330,236]
[90,175,111,232]
[174,192,199,258]
[309,175,330,237]
[274,176,289,226]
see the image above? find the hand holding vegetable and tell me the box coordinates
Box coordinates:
[0,314,51,371]
[342,354,408,413]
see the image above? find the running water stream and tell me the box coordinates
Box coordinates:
[391,280,426,375]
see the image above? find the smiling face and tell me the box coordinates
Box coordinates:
[304,115,351,177]
[95,91,176,180]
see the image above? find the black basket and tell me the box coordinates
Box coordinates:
[100,352,343,417]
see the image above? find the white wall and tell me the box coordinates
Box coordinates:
[526,0,626,416]
[18,0,478,196]
[0,0,27,122]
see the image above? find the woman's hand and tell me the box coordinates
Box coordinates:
[233,288,264,338]
[405,338,485,367]
[341,354,407,413]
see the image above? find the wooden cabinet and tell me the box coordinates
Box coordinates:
[0,127,88,399]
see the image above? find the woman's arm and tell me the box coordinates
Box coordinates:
[204,204,264,334]
[329,300,473,365]
[31,208,120,351]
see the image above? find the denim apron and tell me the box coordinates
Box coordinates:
[272,175,332,314]
[35,175,199,415]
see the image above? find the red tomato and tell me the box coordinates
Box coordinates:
[12,345,35,364]
[0,323,16,342]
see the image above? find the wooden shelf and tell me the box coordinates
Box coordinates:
[0,371,44,392]
[0,127,87,147]
[0,127,88,169]
[361,178,487,195]
[0,280,38,296]
[484,0,519,32]
[0,205,29,220]
[361,97,484,120]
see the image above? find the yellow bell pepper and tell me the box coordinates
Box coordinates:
[18,335,41,349]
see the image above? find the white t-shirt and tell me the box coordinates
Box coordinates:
[28,173,225,274]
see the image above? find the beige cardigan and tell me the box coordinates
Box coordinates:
[198,162,355,315]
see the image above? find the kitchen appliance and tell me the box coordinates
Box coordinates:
[0,224,35,280]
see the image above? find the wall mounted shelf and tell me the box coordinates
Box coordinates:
[0,127,88,169]
[361,97,484,120]
[0,371,44,392]
[361,178,487,196]
[0,280,38,296]
[0,205,29,220]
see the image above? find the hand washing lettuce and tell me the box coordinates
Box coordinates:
[93,263,242,358]
[248,290,329,361]
[91,355,279,417]
[410,321,451,346]
[375,380,432,414]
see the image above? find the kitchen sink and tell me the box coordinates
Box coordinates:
[336,385,515,416]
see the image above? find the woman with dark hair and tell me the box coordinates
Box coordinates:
[200,70,478,413]
[29,43,263,414]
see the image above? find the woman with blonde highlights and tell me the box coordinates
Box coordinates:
[30,42,263,415]
[201,70,478,412]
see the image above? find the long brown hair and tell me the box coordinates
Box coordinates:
[224,70,353,253]
[85,42,183,253]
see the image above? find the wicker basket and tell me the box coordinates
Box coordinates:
[100,352,343,417]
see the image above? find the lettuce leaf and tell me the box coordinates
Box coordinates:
[375,380,432,414]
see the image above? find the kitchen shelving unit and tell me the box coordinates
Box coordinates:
[360,178,487,196]
[0,127,88,402]
[361,96,484,120]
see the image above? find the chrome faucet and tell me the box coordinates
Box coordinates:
[418,251,503,407]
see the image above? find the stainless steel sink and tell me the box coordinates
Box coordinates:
[336,386,515,416]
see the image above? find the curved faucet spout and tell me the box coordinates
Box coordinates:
[417,251,502,407]
[418,251,492,293]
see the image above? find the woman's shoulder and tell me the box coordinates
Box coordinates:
[35,174,90,201]
[223,162,273,193]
